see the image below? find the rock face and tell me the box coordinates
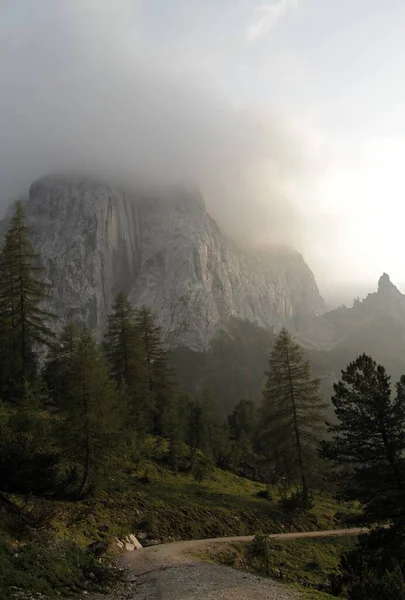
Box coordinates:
[3,176,324,350]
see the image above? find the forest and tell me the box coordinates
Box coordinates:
[2,202,405,600]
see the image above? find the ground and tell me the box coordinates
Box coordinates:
[0,450,360,599]
[86,530,361,600]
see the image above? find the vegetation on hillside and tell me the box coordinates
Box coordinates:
[198,535,357,595]
[3,202,405,599]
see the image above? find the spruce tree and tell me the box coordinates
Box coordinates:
[135,305,176,435]
[50,325,123,497]
[0,201,53,398]
[104,292,150,434]
[260,327,326,504]
[199,387,221,458]
[228,399,258,442]
[322,353,405,523]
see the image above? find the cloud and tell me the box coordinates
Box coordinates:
[0,0,324,258]
[247,0,297,42]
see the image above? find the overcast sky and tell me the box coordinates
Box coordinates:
[2,0,405,294]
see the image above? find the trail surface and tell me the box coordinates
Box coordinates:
[108,528,364,599]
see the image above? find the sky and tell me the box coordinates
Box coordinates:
[2,0,405,297]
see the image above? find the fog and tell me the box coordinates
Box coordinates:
[2,0,405,299]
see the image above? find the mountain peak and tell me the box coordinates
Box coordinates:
[378,272,400,295]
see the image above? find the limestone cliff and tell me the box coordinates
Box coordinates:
[3,176,324,350]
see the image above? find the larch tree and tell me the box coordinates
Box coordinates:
[322,353,405,524]
[260,327,326,505]
[50,325,123,498]
[199,387,221,458]
[104,292,150,434]
[135,305,177,435]
[0,201,53,399]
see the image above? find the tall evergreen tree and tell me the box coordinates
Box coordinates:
[199,387,221,458]
[228,399,258,442]
[322,353,405,523]
[49,325,123,497]
[228,400,258,478]
[0,201,53,398]
[259,328,326,504]
[104,292,150,434]
[135,305,176,435]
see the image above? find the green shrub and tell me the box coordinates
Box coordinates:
[0,537,118,599]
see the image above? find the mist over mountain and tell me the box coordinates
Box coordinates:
[3,174,405,416]
[4,1,404,292]
[3,175,323,352]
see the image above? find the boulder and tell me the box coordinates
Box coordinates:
[128,534,142,550]
[124,542,135,551]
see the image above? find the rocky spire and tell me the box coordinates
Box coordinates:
[378,273,401,296]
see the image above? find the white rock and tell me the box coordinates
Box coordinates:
[128,534,143,549]
[124,542,135,551]
[7,176,324,350]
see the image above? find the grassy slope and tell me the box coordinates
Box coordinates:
[198,536,357,599]
[51,459,359,546]
[0,447,359,598]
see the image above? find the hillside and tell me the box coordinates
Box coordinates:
[0,444,358,599]
[172,275,405,414]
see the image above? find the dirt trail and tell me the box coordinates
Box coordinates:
[113,528,364,599]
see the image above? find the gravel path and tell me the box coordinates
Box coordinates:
[91,528,364,600]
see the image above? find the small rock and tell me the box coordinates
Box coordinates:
[124,542,135,551]
[128,534,142,549]
[88,541,109,557]
[145,539,162,547]
[137,531,148,540]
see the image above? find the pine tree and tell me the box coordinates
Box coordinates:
[228,399,258,442]
[322,353,405,523]
[186,397,205,459]
[259,327,326,504]
[104,292,150,434]
[199,388,221,458]
[0,201,53,399]
[135,305,177,435]
[50,325,123,497]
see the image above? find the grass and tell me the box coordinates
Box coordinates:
[197,535,358,598]
[0,438,360,598]
[49,456,360,546]
[0,534,119,599]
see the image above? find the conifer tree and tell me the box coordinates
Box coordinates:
[199,387,221,458]
[0,201,53,398]
[50,325,123,497]
[135,305,176,435]
[260,328,326,505]
[186,397,205,459]
[322,353,405,523]
[228,399,258,442]
[104,292,150,434]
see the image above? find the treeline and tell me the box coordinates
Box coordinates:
[0,202,328,503]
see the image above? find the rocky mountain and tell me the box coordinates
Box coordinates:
[1,175,324,350]
[172,274,405,413]
[298,273,405,387]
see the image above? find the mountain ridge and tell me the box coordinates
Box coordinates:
[1,175,324,351]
